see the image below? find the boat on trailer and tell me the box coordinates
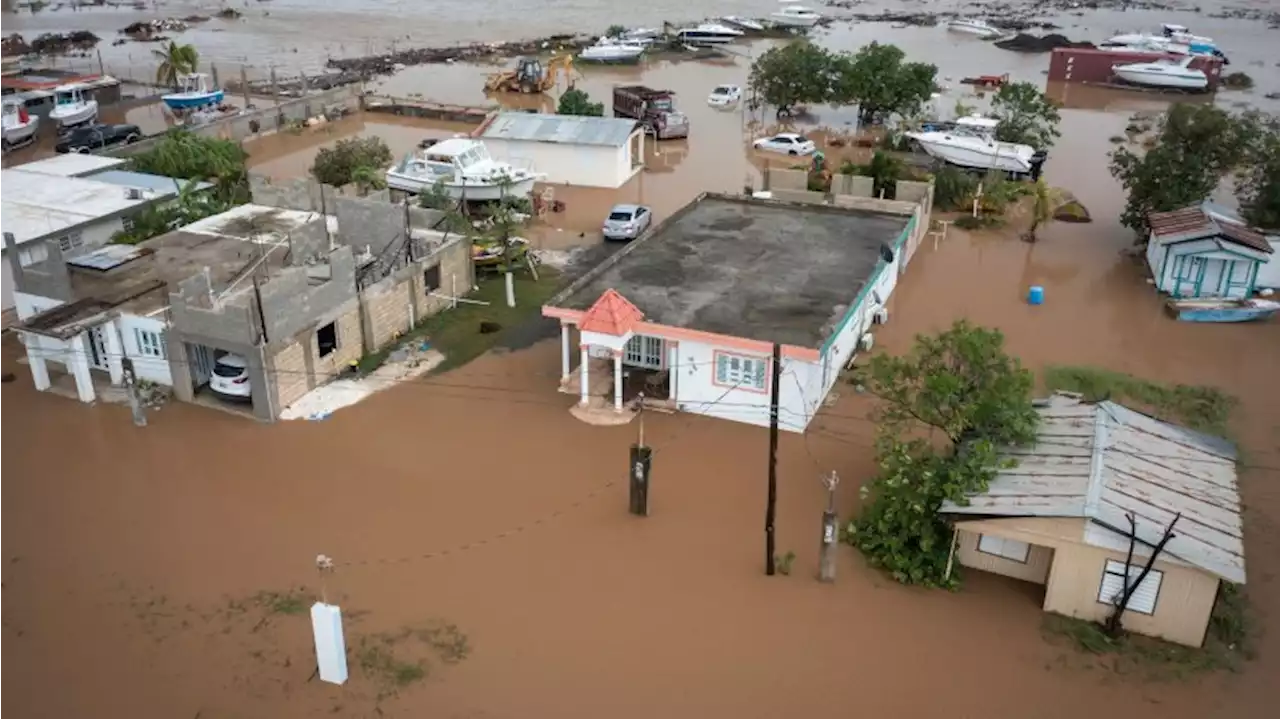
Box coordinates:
[385,137,542,201]
[1165,298,1280,323]
[162,73,225,111]
[2,100,39,147]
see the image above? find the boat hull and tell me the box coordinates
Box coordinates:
[1112,67,1207,90]
[905,134,1040,175]
[948,22,1003,38]
[162,90,226,110]
[1166,299,1280,323]
[386,172,540,200]
[721,17,764,31]
[2,121,38,146]
[770,15,819,28]
[578,49,645,63]
[50,102,98,128]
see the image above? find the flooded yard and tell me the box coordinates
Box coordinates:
[5,1,1280,717]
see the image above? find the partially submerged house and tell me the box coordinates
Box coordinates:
[941,393,1245,648]
[476,111,644,189]
[1200,200,1280,290]
[541,191,933,431]
[8,176,473,420]
[1145,205,1274,298]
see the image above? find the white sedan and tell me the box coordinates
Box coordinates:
[752,132,817,156]
[707,84,742,107]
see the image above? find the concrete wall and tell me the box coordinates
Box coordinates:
[258,247,357,343]
[357,236,472,352]
[768,168,809,192]
[103,85,364,159]
[4,235,74,305]
[770,189,826,205]
[168,272,261,346]
[335,194,407,258]
[118,313,173,385]
[482,138,631,189]
[667,337,812,433]
[834,174,875,198]
[269,298,364,410]
[956,528,1055,585]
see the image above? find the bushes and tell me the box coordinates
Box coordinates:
[311,136,393,188]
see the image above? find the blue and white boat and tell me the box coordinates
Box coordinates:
[1166,298,1280,323]
[162,73,225,111]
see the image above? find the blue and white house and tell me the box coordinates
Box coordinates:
[1145,205,1274,299]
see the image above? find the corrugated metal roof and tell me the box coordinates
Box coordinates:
[1148,205,1272,254]
[942,393,1246,584]
[480,112,639,147]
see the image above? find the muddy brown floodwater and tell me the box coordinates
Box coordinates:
[5,1,1280,717]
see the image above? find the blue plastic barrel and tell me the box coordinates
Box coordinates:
[1028,286,1045,306]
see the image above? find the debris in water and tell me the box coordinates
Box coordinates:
[994,33,1093,54]
[1221,72,1254,89]
[3,31,100,56]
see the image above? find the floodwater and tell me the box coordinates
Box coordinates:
[5,2,1280,718]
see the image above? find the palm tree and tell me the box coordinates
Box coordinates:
[1023,178,1054,244]
[153,42,200,89]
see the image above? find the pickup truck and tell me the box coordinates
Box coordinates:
[612,85,689,140]
[55,122,142,154]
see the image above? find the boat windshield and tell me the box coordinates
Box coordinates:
[55,91,78,104]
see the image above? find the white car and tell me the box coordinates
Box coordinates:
[707,84,742,107]
[753,133,817,156]
[209,353,252,401]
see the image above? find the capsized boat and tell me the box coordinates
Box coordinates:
[674,23,744,45]
[1165,298,1280,323]
[579,38,646,63]
[904,115,1047,177]
[770,5,822,28]
[386,138,542,200]
[49,84,98,129]
[947,19,1005,39]
[1112,56,1208,91]
[474,237,535,270]
[162,73,225,111]
[2,100,39,147]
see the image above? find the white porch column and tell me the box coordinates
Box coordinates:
[613,351,623,412]
[560,323,571,381]
[104,321,124,386]
[25,334,51,391]
[70,335,96,403]
[667,342,678,401]
[579,344,590,406]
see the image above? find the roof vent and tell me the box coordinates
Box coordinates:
[124,187,144,200]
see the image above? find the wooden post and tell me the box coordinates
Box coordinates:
[241,65,251,109]
[96,48,105,76]
[818,471,839,583]
[270,66,281,108]
[765,342,782,576]
[944,526,959,581]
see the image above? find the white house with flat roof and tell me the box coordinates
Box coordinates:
[541,193,933,432]
[7,153,127,178]
[1,164,199,311]
[476,112,644,189]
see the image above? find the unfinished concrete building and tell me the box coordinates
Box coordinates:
[9,175,473,421]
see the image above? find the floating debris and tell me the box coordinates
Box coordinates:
[2,31,100,56]
[994,33,1093,54]
[120,19,188,41]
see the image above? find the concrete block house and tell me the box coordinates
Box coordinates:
[941,393,1245,648]
[476,112,645,189]
[541,192,933,431]
[9,175,472,420]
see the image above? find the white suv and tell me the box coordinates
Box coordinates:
[209,353,252,400]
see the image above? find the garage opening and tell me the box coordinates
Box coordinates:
[317,322,337,358]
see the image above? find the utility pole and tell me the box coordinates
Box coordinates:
[819,471,839,583]
[121,357,147,427]
[629,393,651,516]
[765,342,782,576]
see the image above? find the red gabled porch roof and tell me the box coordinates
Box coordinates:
[577,288,644,335]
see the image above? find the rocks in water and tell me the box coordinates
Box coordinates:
[994,33,1093,53]
[1052,193,1093,223]
[1221,72,1254,90]
[217,8,243,20]
[3,31,99,56]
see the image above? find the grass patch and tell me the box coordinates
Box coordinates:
[355,620,470,694]
[1042,365,1235,436]
[1042,584,1253,679]
[357,267,563,375]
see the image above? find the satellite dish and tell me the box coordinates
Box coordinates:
[879,243,895,263]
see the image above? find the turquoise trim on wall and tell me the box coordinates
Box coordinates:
[1158,245,1171,291]
[1248,261,1260,296]
[1194,255,1207,296]
[819,215,916,356]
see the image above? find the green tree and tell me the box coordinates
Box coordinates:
[990,82,1061,149]
[1110,104,1255,238]
[829,42,937,125]
[311,136,393,188]
[1235,113,1280,230]
[350,165,387,195]
[557,88,604,117]
[152,41,200,88]
[1023,179,1055,243]
[846,321,1038,587]
[111,180,232,245]
[748,41,832,116]
[129,129,248,202]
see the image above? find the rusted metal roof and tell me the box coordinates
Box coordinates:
[941,393,1245,584]
[1147,206,1272,254]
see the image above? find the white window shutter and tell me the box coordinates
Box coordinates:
[1099,560,1163,615]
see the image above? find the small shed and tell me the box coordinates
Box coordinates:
[476,112,644,189]
[1145,205,1274,298]
[940,393,1245,648]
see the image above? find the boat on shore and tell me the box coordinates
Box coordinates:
[674,23,744,45]
[721,16,765,32]
[770,5,822,28]
[161,73,225,111]
[2,100,39,148]
[386,137,542,200]
[1165,297,1280,323]
[579,38,646,63]
[1112,56,1208,91]
[48,84,97,129]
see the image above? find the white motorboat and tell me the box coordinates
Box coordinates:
[1112,56,1208,91]
[947,19,1006,39]
[674,23,744,45]
[161,73,225,111]
[770,6,822,28]
[385,138,542,200]
[1108,26,1217,52]
[2,100,39,147]
[721,16,765,32]
[579,38,646,63]
[49,84,98,129]
[905,115,1046,176]
[622,28,661,43]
